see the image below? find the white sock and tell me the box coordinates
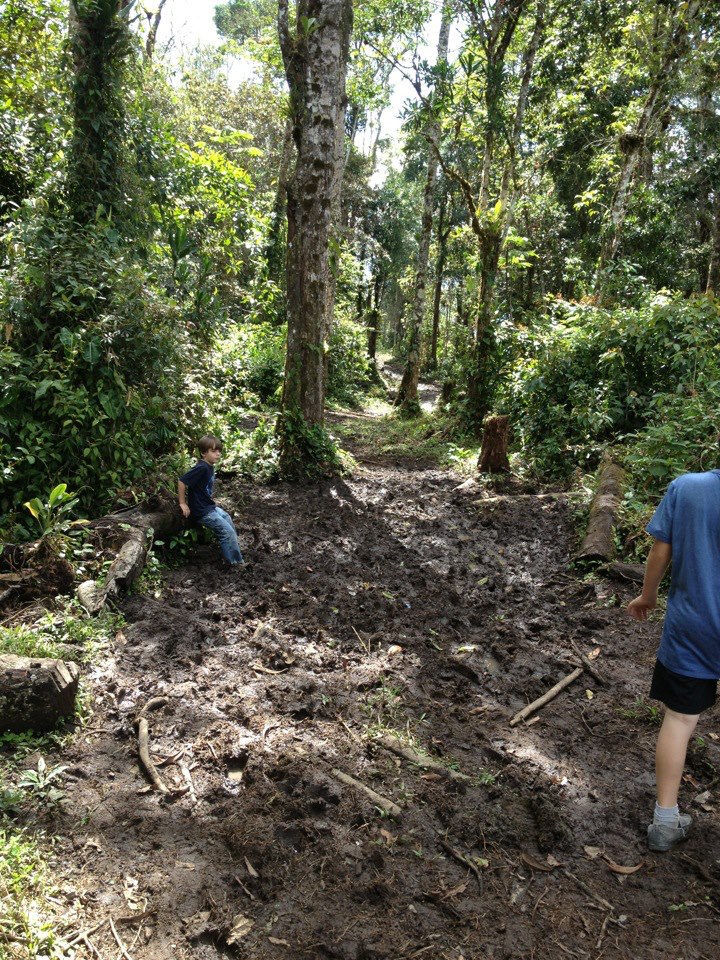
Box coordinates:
[654,803,679,826]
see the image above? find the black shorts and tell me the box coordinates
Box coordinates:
[649,659,717,715]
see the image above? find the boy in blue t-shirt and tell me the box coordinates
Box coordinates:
[628,469,720,852]
[178,435,244,566]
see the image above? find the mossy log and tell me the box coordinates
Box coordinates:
[576,459,626,563]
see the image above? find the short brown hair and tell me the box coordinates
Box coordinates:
[198,435,223,454]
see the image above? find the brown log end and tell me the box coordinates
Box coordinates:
[478,415,511,474]
[0,655,80,733]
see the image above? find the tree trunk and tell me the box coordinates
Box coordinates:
[707,193,720,294]
[395,2,452,413]
[145,0,168,60]
[277,0,353,447]
[68,0,132,223]
[429,196,449,370]
[478,414,510,473]
[596,0,701,279]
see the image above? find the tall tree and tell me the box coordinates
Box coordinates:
[395,0,453,413]
[595,0,703,280]
[276,0,354,462]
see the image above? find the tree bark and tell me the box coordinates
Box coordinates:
[429,195,450,370]
[478,414,510,473]
[395,1,452,413]
[277,0,353,440]
[265,116,294,310]
[576,458,626,563]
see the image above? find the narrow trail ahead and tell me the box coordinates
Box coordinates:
[44,393,720,960]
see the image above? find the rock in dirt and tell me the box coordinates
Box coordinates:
[0,654,80,732]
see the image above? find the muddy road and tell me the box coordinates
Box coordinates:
[19,410,720,960]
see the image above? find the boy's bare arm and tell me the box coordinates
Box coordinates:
[627,539,672,621]
[178,480,190,518]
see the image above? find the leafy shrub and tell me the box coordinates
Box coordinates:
[327,319,374,407]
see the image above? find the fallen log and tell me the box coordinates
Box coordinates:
[77,494,184,613]
[510,667,583,727]
[604,561,645,584]
[576,457,625,563]
[0,655,80,732]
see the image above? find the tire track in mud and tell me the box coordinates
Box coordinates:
[49,409,720,960]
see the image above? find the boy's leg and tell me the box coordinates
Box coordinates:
[200,508,244,565]
[655,708,699,808]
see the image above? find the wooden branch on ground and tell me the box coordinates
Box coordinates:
[437,838,483,892]
[376,734,470,782]
[135,698,170,795]
[330,767,402,818]
[569,641,606,686]
[576,456,626,563]
[604,561,645,584]
[510,667,583,727]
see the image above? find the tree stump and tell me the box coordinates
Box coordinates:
[0,655,80,733]
[478,415,510,473]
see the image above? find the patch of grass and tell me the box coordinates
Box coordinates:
[331,411,481,469]
[619,696,662,725]
[0,822,67,959]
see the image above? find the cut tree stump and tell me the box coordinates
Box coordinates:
[78,494,185,613]
[478,415,510,473]
[0,655,80,732]
[576,457,626,563]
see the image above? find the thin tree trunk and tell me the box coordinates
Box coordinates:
[277,0,353,441]
[596,0,701,279]
[395,1,452,412]
[429,196,449,370]
[145,0,168,60]
[265,116,293,302]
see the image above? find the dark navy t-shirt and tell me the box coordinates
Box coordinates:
[179,460,215,518]
[647,470,720,679]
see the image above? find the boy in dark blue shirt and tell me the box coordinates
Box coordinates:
[178,435,244,566]
[628,469,720,851]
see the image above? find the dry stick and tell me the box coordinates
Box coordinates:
[180,762,197,804]
[437,838,483,893]
[569,639,606,686]
[376,734,470,782]
[562,869,614,913]
[330,767,402,818]
[109,917,134,960]
[510,668,583,727]
[64,919,108,947]
[596,913,612,951]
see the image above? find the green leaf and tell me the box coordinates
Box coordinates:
[82,340,102,365]
[48,484,68,507]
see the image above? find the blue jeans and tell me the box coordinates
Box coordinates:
[199,507,243,564]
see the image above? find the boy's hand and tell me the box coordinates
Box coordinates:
[180,503,190,519]
[627,595,656,621]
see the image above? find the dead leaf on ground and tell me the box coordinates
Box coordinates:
[521,852,555,872]
[387,644,403,656]
[227,914,254,944]
[441,881,469,900]
[269,936,290,946]
[584,845,603,860]
[245,857,259,878]
[603,856,643,875]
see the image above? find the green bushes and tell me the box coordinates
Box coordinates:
[504,293,720,490]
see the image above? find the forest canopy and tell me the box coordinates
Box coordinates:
[1,0,719,538]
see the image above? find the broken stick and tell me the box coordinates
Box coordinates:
[331,767,402,818]
[510,667,583,727]
[376,735,469,782]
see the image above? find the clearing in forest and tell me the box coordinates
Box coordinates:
[4,392,720,960]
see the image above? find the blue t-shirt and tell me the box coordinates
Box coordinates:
[179,460,215,518]
[646,470,720,679]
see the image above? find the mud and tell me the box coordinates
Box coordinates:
[12,407,720,960]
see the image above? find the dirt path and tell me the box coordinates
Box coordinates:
[30,399,720,960]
